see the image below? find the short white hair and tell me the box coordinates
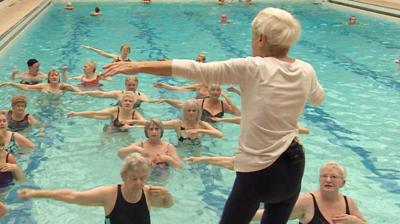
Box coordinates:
[118,91,137,104]
[251,7,301,49]
[320,161,347,180]
[120,153,150,179]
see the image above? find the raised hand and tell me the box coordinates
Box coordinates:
[102,62,138,77]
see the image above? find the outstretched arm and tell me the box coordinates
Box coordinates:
[81,45,117,60]
[19,186,111,207]
[185,156,234,170]
[154,82,200,92]
[79,90,119,99]
[151,98,183,109]
[62,83,82,93]
[211,116,241,124]
[67,108,114,119]
[0,82,43,92]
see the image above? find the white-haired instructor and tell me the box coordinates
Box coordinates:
[102,7,324,223]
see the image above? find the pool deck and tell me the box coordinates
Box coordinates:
[0,0,399,51]
[329,0,400,17]
[0,0,50,50]
[0,0,48,38]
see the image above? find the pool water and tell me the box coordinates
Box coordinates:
[0,0,399,223]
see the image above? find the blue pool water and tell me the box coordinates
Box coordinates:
[0,0,399,223]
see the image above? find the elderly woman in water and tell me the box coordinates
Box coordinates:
[0,112,35,154]
[132,100,223,145]
[153,84,241,122]
[19,153,173,223]
[1,95,45,135]
[67,91,145,132]
[79,76,150,109]
[118,119,181,167]
[1,69,81,95]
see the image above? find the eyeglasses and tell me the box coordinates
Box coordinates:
[320,174,342,180]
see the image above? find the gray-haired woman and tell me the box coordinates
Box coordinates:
[132,100,223,145]
[67,91,145,132]
[118,119,181,168]
[19,153,173,224]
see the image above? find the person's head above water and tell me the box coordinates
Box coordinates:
[251,8,301,58]
[26,59,40,74]
[348,16,357,25]
[196,54,206,63]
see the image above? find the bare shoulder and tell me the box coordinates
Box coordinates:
[297,192,313,206]
[346,195,359,211]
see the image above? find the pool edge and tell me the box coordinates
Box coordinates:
[0,0,51,52]
[328,0,400,18]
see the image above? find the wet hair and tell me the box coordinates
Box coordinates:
[11,95,27,107]
[118,91,136,104]
[120,153,150,180]
[27,59,39,67]
[251,8,301,52]
[85,61,96,73]
[47,69,60,83]
[144,119,164,138]
[182,100,202,122]
[320,161,347,180]
[95,7,100,13]
[125,76,138,85]
[120,44,131,53]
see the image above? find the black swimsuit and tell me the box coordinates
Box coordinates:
[178,122,201,145]
[113,57,131,62]
[200,98,224,122]
[111,107,135,131]
[105,185,150,224]
[301,193,350,224]
[7,110,30,132]
[20,79,41,85]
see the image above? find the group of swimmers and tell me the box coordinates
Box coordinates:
[0,43,244,220]
[0,5,370,224]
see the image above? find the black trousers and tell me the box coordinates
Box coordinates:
[220,139,305,224]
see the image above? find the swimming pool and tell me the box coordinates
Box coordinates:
[0,0,399,223]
